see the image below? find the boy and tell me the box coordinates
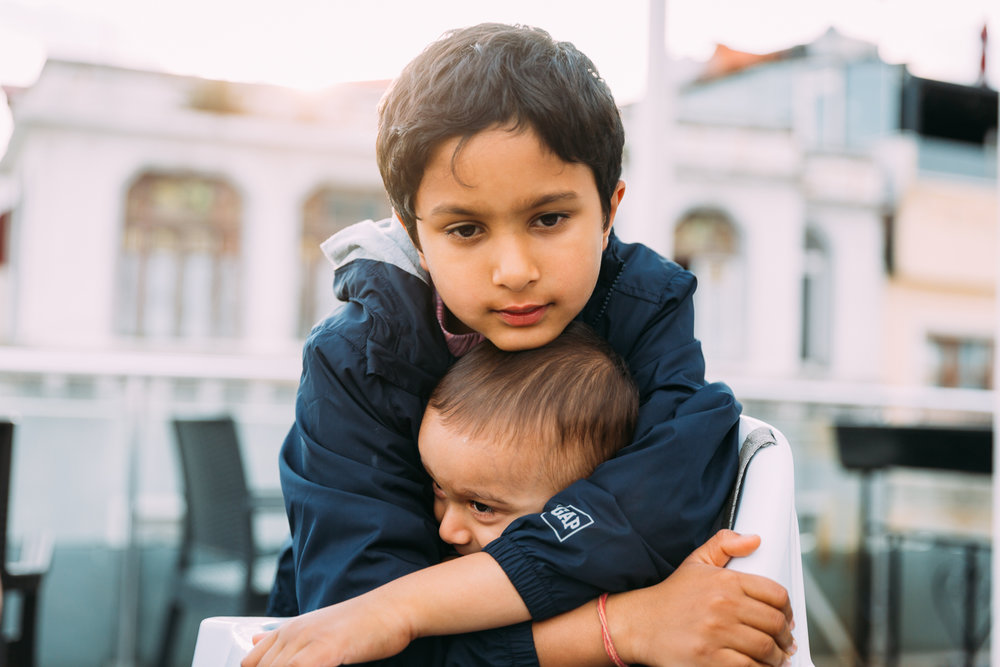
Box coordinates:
[264,22,793,667]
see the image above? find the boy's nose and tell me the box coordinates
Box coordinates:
[438,507,472,548]
[491,237,539,291]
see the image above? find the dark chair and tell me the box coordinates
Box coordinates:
[836,423,992,667]
[0,420,53,667]
[156,417,285,667]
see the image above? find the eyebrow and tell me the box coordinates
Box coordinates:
[456,487,510,507]
[427,191,581,219]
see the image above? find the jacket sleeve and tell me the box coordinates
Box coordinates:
[279,301,540,667]
[483,260,741,620]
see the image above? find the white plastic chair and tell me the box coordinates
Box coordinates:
[191,415,814,667]
[726,415,814,667]
[191,616,286,667]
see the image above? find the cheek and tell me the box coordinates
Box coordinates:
[432,497,446,523]
[477,518,512,545]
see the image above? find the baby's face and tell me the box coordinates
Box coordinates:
[418,407,560,555]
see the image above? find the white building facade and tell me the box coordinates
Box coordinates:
[0,31,995,665]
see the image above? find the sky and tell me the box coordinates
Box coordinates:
[2,0,998,95]
[0,0,998,145]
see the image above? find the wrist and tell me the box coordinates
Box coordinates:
[598,593,628,667]
[603,590,639,666]
[365,579,422,643]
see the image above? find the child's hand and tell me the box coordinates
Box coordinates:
[608,530,795,667]
[240,592,414,667]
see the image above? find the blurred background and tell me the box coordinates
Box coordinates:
[0,0,996,665]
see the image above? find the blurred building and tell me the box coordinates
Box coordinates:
[622,27,997,392]
[0,59,391,352]
[0,27,995,667]
[0,60,393,667]
[1,32,995,389]
[619,27,996,664]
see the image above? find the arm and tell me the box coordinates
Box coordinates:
[278,264,536,666]
[481,245,742,618]
[244,532,795,667]
[273,248,782,664]
[534,531,795,667]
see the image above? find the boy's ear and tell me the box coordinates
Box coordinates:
[396,210,430,271]
[603,180,626,249]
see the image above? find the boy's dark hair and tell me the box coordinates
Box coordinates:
[377,23,625,247]
[427,322,638,490]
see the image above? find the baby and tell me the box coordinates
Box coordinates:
[419,321,638,556]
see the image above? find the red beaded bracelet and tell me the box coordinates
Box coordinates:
[598,593,628,667]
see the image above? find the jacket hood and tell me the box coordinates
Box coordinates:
[320,217,429,286]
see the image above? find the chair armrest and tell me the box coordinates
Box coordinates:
[726,417,814,666]
[192,616,287,667]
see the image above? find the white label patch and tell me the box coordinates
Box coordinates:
[541,505,594,542]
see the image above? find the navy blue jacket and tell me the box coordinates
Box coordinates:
[273,218,741,665]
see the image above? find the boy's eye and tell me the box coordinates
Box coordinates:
[431,482,446,499]
[445,223,481,239]
[535,213,567,228]
[469,500,495,514]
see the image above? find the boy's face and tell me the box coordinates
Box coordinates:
[418,407,560,556]
[411,126,624,351]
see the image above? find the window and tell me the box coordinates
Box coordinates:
[674,208,743,361]
[117,172,241,340]
[928,336,994,390]
[299,188,390,337]
[801,228,832,365]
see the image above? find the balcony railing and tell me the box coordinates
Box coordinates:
[0,345,993,666]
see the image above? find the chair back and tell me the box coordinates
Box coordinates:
[173,417,254,563]
[835,423,991,474]
[725,415,813,666]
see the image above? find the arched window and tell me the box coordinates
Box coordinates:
[674,208,743,361]
[117,172,241,340]
[299,187,390,337]
[801,227,832,365]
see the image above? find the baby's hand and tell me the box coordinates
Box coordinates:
[240,592,414,667]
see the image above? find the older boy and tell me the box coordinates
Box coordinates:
[265,22,793,667]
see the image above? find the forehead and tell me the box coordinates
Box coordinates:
[415,126,597,213]
[418,409,545,495]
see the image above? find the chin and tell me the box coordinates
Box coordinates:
[489,328,562,351]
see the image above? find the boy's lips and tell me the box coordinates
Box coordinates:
[495,304,549,327]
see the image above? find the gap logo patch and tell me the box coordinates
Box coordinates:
[541,505,594,542]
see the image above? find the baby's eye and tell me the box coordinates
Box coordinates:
[535,213,567,228]
[431,482,446,499]
[469,500,495,515]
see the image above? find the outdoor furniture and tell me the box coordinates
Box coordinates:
[0,421,53,667]
[725,415,813,666]
[836,423,992,667]
[157,416,285,667]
